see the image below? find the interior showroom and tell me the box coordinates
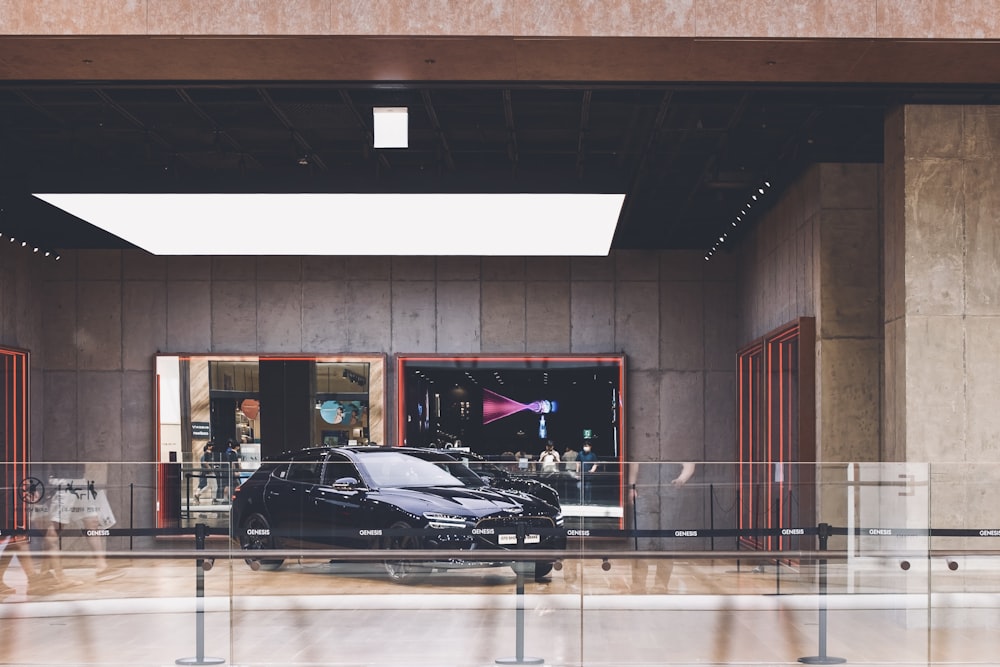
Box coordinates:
[2,2,1000,666]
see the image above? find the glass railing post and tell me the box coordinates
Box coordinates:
[799,522,845,665]
[175,523,224,666]
[495,523,543,666]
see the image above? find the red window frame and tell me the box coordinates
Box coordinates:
[737,318,815,553]
[0,347,29,539]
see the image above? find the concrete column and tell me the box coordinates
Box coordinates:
[884,105,1000,537]
[814,163,882,465]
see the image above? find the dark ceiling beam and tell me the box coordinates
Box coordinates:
[339,89,391,173]
[615,104,645,171]
[502,89,518,175]
[11,89,133,172]
[576,90,592,180]
[256,87,328,171]
[13,161,631,195]
[174,87,257,172]
[92,88,205,185]
[420,89,455,171]
[94,89,176,155]
[680,92,751,214]
[613,91,673,241]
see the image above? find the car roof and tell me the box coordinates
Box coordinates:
[266,445,458,460]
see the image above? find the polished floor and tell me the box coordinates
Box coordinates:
[0,545,998,667]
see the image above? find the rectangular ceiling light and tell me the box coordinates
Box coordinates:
[32,193,624,256]
[373,107,408,148]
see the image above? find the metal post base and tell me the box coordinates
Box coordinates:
[798,656,846,664]
[495,657,544,665]
[175,657,225,665]
[175,657,225,666]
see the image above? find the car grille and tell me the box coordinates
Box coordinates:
[473,515,559,549]
[476,515,554,530]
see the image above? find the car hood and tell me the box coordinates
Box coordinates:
[375,485,552,517]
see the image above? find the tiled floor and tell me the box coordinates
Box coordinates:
[0,547,997,666]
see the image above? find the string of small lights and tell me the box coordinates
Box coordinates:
[704,179,772,261]
[0,206,62,260]
[0,231,61,260]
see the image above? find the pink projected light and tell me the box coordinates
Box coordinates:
[482,388,556,424]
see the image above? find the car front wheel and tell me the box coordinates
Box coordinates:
[382,520,427,583]
[511,561,554,582]
[534,561,554,581]
[240,513,284,571]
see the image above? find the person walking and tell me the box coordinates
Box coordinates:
[577,442,600,503]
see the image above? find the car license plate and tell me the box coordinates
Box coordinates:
[498,533,540,545]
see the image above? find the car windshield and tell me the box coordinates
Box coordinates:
[357,451,466,488]
[425,458,487,488]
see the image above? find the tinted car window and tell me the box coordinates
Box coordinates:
[323,452,362,484]
[284,453,324,484]
[357,451,464,488]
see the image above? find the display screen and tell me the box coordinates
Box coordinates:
[397,355,624,458]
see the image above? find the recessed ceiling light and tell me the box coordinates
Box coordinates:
[33,193,625,256]
[373,107,408,148]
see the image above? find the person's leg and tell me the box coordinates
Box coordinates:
[629,558,648,592]
[0,540,14,596]
[81,515,123,581]
[43,521,80,586]
[15,545,40,580]
[653,560,674,592]
[214,467,225,501]
[0,539,53,596]
[81,515,108,572]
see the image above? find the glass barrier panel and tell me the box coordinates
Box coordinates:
[0,461,234,666]
[5,460,1000,665]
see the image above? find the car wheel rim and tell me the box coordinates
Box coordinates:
[384,523,419,581]
[242,515,270,551]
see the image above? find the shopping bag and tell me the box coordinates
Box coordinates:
[91,489,117,529]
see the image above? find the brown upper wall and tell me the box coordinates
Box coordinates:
[1,0,999,82]
[2,0,999,39]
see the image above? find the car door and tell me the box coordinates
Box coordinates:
[263,451,325,548]
[310,451,371,549]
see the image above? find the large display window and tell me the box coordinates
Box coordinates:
[155,354,385,529]
[396,354,626,527]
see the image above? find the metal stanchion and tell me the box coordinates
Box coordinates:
[176,523,225,666]
[183,473,193,521]
[128,482,134,550]
[799,523,846,664]
[709,483,715,551]
[632,483,639,550]
[496,524,543,666]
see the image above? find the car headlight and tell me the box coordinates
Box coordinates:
[554,512,564,526]
[423,512,472,529]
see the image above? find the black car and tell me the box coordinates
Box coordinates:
[231,446,566,582]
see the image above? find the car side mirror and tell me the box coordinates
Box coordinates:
[478,473,495,485]
[332,476,362,491]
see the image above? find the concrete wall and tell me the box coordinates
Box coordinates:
[737,165,819,343]
[737,162,882,532]
[738,163,882,462]
[0,248,738,531]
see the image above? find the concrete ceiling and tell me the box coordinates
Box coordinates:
[2,36,999,254]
